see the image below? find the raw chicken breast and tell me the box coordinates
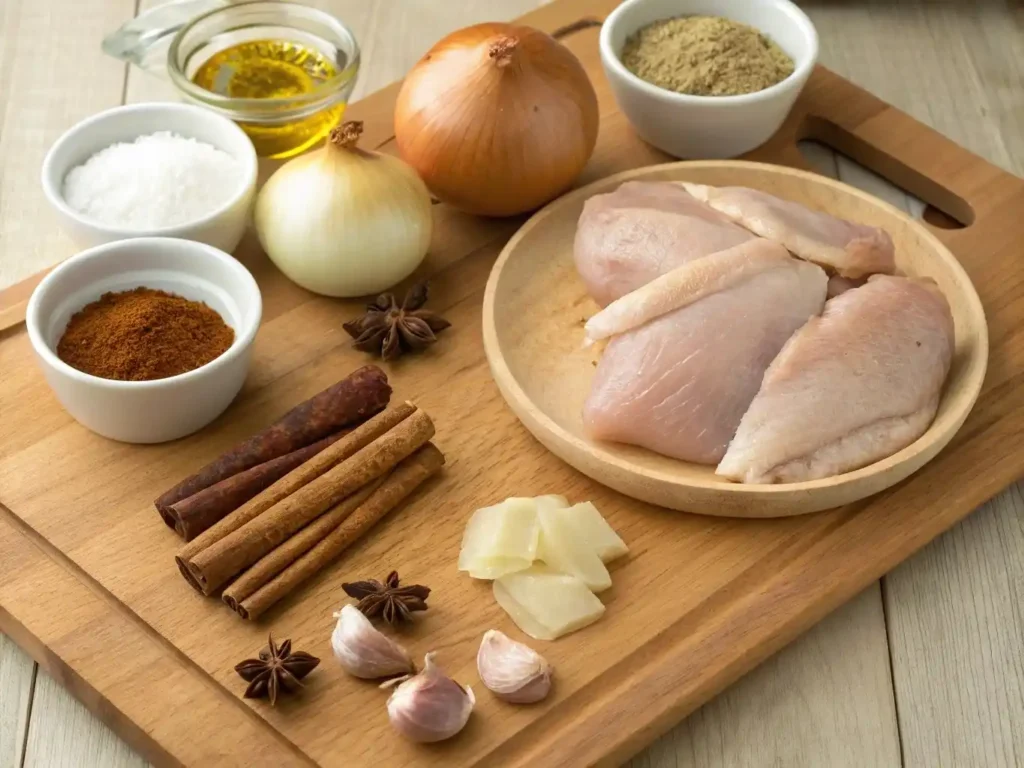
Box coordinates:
[583,238,793,346]
[583,257,828,464]
[574,181,754,306]
[717,275,955,484]
[826,275,866,298]
[680,183,896,279]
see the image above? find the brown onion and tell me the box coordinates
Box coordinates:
[395,23,599,217]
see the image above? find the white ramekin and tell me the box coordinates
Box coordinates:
[600,0,819,159]
[41,102,258,253]
[26,237,262,444]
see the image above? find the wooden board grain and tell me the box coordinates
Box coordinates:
[1,1,1023,766]
[0,510,305,767]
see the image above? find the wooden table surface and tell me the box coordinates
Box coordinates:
[1,1,1022,766]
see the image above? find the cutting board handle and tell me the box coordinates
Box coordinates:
[799,114,975,227]
[788,69,1011,235]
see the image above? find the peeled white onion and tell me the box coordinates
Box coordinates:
[255,121,433,297]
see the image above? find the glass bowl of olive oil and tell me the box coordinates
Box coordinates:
[165,1,359,158]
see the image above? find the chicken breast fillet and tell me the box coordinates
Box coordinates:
[583,238,795,346]
[574,180,755,306]
[717,275,955,484]
[583,257,828,464]
[680,183,896,279]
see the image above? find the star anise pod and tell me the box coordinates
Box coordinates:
[342,280,451,361]
[342,570,431,626]
[234,634,320,706]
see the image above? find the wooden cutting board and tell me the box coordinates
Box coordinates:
[2,1,1023,766]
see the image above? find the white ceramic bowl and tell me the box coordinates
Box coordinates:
[41,102,258,253]
[26,237,262,444]
[600,0,819,159]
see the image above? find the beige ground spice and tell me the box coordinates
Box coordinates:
[621,15,795,97]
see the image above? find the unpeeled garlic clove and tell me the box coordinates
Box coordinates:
[476,629,553,704]
[331,604,414,679]
[384,652,475,742]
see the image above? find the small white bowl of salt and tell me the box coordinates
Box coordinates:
[41,102,258,253]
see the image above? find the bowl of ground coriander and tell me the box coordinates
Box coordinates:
[600,0,818,158]
[26,237,261,443]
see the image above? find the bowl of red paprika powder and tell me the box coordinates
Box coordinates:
[26,237,262,443]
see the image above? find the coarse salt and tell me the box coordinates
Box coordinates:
[62,131,244,229]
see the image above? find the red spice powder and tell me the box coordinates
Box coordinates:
[56,287,235,381]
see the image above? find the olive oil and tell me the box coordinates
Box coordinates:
[191,40,347,158]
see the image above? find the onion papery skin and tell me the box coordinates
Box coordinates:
[394,23,599,218]
[254,139,433,298]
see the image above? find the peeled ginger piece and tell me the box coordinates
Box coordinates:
[534,494,569,511]
[493,565,606,641]
[458,497,541,579]
[537,504,612,592]
[561,502,628,563]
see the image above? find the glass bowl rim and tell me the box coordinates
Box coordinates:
[167,0,361,113]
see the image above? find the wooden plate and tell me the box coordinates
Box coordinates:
[482,161,988,517]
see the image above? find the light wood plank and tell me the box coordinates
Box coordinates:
[0,633,35,768]
[343,0,547,98]
[804,0,1024,177]
[802,2,1024,766]
[0,0,135,289]
[629,586,901,768]
[886,489,1024,767]
[21,670,148,768]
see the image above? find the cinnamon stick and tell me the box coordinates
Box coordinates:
[175,402,418,593]
[233,443,445,620]
[167,431,345,542]
[186,408,435,595]
[155,365,391,527]
[222,477,386,611]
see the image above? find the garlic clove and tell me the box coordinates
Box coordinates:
[477,629,553,704]
[331,604,415,679]
[385,652,475,743]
